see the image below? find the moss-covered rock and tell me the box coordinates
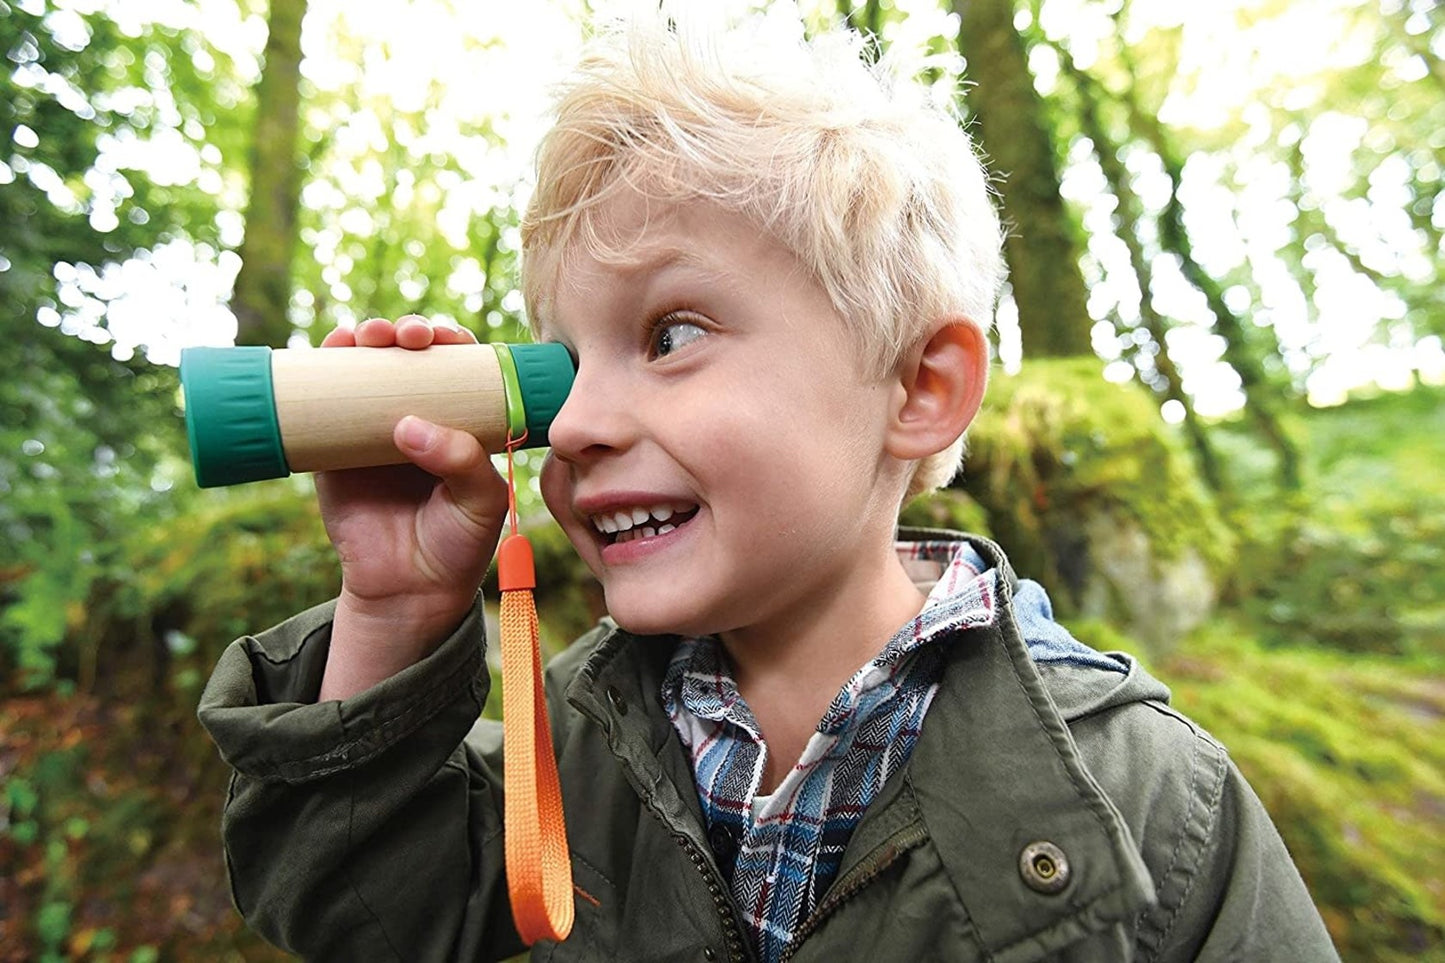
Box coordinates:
[959,359,1234,652]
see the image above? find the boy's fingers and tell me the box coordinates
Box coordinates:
[320,326,357,347]
[394,315,435,349]
[355,318,398,347]
[325,316,474,350]
[432,324,478,345]
[394,416,507,524]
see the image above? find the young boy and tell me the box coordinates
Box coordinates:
[198,7,1338,961]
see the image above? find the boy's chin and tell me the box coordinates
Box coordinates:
[607,608,691,640]
[603,590,712,640]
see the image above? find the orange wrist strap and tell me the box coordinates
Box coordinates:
[497,445,574,944]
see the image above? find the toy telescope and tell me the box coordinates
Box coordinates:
[179,343,575,488]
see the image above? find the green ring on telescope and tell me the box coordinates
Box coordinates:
[491,343,528,445]
[180,346,290,488]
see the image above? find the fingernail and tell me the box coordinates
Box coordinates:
[398,416,437,451]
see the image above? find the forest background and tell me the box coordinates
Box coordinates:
[1,0,1442,960]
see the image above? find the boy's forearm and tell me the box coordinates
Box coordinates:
[319,588,476,701]
[199,602,522,960]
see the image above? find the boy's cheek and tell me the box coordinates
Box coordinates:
[539,453,571,524]
[538,454,594,557]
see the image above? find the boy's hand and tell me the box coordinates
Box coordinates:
[316,315,510,701]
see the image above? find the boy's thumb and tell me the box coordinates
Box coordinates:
[397,414,440,454]
[395,416,507,519]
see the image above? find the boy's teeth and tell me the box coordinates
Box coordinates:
[591,503,695,536]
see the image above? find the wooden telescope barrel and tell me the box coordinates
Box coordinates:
[179,343,575,488]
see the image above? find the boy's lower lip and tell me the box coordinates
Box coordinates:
[597,510,698,565]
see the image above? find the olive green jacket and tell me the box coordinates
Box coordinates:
[198,533,1338,962]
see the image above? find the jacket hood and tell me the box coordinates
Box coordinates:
[1036,653,1173,723]
[898,527,1173,723]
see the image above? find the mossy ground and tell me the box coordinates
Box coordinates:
[1105,383,1445,960]
[1159,621,1444,961]
[1181,386,1445,960]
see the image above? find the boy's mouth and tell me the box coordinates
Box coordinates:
[589,502,700,545]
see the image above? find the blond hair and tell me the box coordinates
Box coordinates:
[521,3,1005,499]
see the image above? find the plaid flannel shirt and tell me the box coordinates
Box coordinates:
[661,540,1003,962]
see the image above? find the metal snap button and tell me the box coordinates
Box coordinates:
[606,685,628,715]
[1019,840,1070,894]
[708,823,738,862]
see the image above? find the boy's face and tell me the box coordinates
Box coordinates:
[537,190,907,640]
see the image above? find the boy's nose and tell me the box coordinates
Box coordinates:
[544,364,634,463]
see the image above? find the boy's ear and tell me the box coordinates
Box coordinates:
[885,320,989,461]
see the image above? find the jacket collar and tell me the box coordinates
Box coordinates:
[565,529,1157,958]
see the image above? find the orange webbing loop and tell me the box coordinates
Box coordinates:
[498,443,574,944]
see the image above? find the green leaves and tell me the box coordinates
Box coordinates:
[0,0,236,687]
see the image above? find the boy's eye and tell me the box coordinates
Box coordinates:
[651,316,707,358]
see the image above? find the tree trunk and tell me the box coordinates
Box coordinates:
[952,0,1093,358]
[1054,44,1226,492]
[1111,41,1302,489]
[1146,138,1302,489]
[232,0,307,348]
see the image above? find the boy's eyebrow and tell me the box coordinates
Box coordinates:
[611,245,727,281]
[535,240,742,339]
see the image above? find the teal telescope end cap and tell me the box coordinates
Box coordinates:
[180,346,289,488]
[510,343,575,447]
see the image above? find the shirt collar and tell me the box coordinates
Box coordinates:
[663,540,999,736]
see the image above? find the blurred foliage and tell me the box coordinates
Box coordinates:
[281,5,533,346]
[105,482,339,655]
[899,487,993,538]
[1217,385,1445,658]
[1024,0,1445,419]
[1,0,238,690]
[1155,384,1444,958]
[1,481,335,957]
[0,692,288,962]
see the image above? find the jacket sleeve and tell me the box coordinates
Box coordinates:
[1144,737,1341,963]
[196,598,527,962]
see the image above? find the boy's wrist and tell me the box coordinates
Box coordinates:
[336,584,475,638]
[319,588,476,701]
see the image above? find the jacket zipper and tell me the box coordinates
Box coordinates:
[673,830,752,963]
[779,822,929,962]
[574,672,751,962]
